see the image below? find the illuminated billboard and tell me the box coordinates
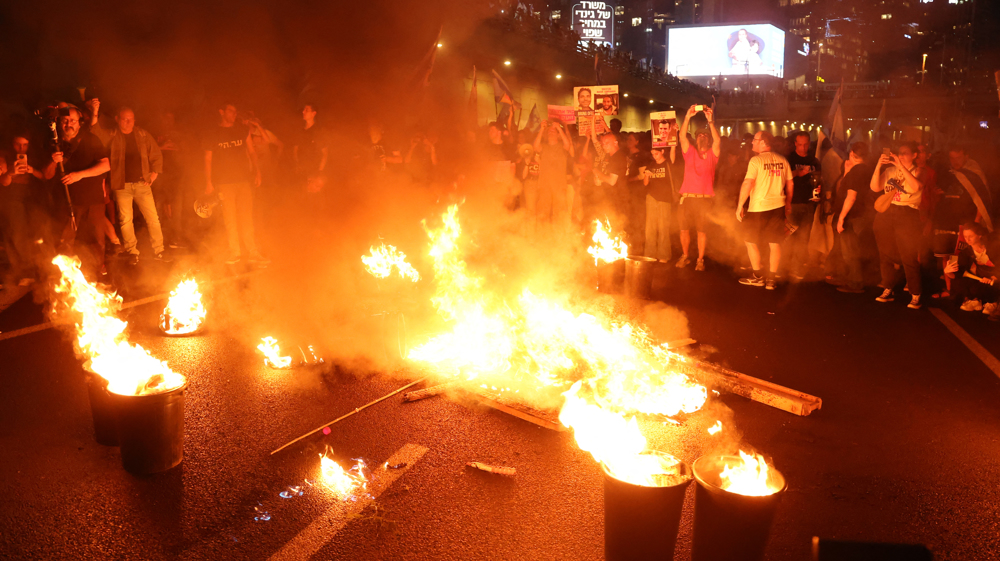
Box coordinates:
[667,24,786,78]
[572,2,614,45]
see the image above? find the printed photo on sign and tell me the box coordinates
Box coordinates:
[547,105,577,125]
[573,85,618,115]
[650,111,678,148]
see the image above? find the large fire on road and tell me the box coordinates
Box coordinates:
[407,205,709,482]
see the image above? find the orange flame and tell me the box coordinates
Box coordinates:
[719,450,781,496]
[257,336,292,368]
[708,420,723,435]
[159,279,206,334]
[587,219,628,265]
[408,205,707,482]
[52,255,185,396]
[319,452,368,498]
[362,243,420,282]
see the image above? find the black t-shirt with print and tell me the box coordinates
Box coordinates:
[787,152,821,204]
[645,161,675,204]
[59,131,107,206]
[203,123,250,184]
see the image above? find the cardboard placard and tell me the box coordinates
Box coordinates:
[650,111,679,148]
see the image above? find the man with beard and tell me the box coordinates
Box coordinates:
[592,131,629,235]
[44,107,110,279]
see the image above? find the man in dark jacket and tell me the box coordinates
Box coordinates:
[93,106,166,265]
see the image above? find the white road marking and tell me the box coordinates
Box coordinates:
[930,308,1000,379]
[268,443,429,561]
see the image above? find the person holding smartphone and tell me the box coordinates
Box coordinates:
[869,141,924,308]
[0,135,48,287]
[945,222,1000,321]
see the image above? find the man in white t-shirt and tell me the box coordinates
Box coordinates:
[736,131,793,290]
[869,141,925,309]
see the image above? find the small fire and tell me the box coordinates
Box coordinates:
[708,420,723,435]
[587,219,628,265]
[52,255,185,396]
[159,279,206,334]
[362,243,420,282]
[719,450,781,496]
[319,452,368,498]
[257,336,292,369]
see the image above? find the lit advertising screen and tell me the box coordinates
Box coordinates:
[667,24,786,78]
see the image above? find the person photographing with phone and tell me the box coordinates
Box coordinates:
[675,104,720,271]
[870,141,924,308]
[0,135,48,288]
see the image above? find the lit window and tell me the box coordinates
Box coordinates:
[615,6,625,14]
[881,13,892,19]
[632,17,642,26]
[551,10,561,19]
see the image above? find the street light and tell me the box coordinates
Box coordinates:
[623,93,629,97]
[920,53,928,85]
[437,43,443,48]
[648,99,654,104]
[504,60,511,66]
[556,74,562,79]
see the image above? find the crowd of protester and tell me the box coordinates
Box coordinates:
[0,85,996,325]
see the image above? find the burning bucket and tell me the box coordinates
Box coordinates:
[596,260,626,294]
[83,364,118,446]
[602,451,692,561]
[624,256,658,300]
[110,382,188,475]
[691,454,787,561]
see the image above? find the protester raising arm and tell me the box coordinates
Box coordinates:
[678,105,696,153]
[705,107,721,158]
[533,121,548,152]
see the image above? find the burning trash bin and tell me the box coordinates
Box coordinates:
[53,255,189,475]
[83,363,118,446]
[588,219,628,294]
[603,450,692,561]
[159,278,206,336]
[691,452,786,561]
[624,256,658,300]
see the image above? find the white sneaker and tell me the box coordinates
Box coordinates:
[960,299,983,312]
[983,302,998,315]
[675,256,690,269]
[875,289,895,303]
[907,294,922,309]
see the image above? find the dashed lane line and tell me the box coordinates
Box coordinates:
[930,307,1000,380]
[268,443,429,561]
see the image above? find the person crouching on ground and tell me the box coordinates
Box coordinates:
[945,222,1000,321]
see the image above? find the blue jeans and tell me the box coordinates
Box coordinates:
[113,182,164,256]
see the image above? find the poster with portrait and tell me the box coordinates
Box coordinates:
[573,85,619,116]
[575,110,608,137]
[650,111,678,148]
[547,105,577,125]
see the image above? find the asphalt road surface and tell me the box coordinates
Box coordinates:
[1,252,999,561]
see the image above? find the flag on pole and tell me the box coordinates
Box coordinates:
[492,69,515,105]
[822,81,848,158]
[525,104,540,132]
